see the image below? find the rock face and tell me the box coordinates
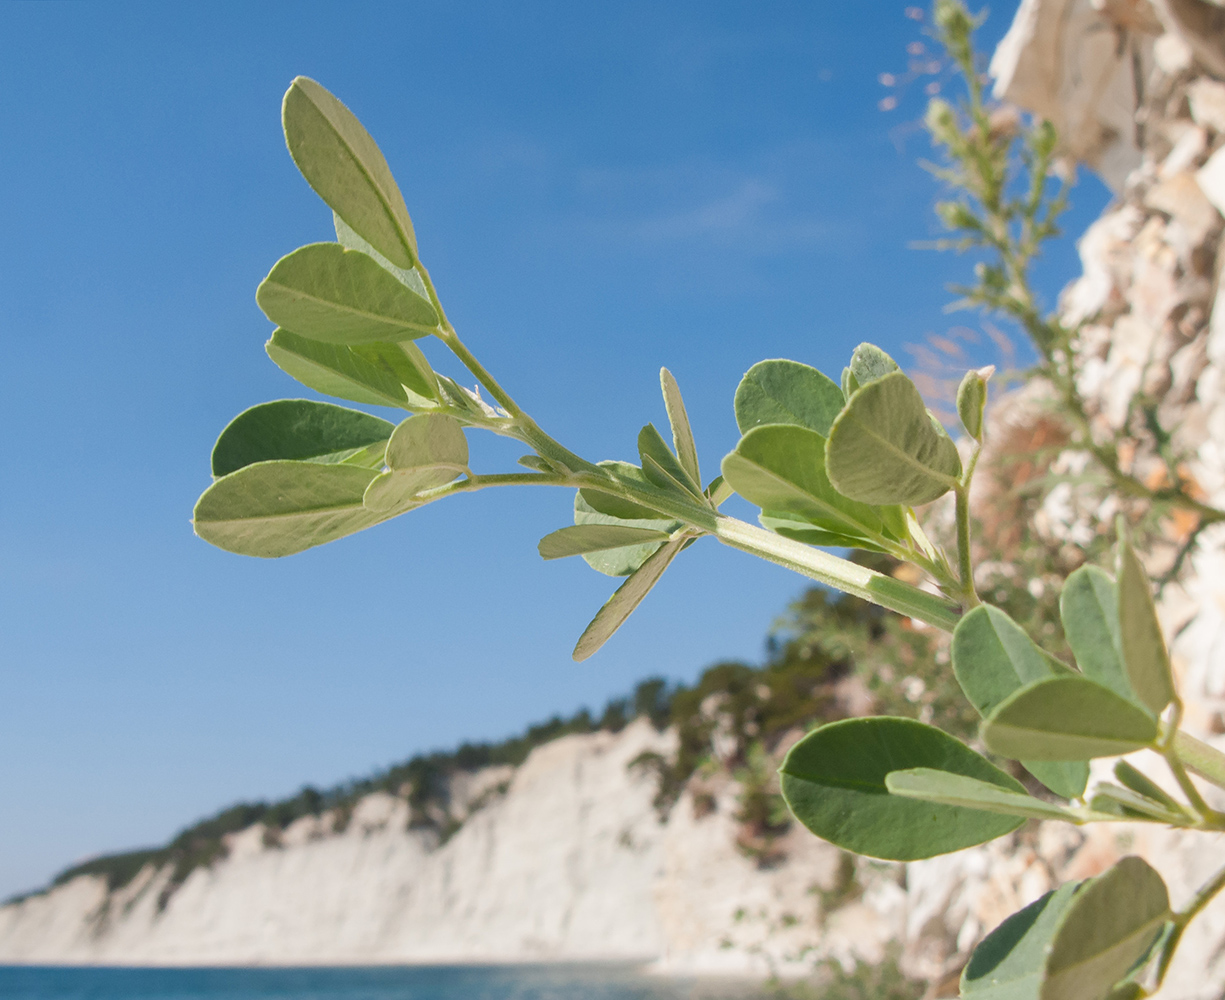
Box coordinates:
[0,721,896,973]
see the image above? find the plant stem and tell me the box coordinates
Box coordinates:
[1172,730,1225,791]
[1152,861,1225,990]
[713,516,962,631]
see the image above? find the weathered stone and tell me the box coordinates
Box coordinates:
[1197,145,1225,213]
[1189,78,1225,132]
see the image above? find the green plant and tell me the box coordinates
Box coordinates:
[193,23,1225,1000]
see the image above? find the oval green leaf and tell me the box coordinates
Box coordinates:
[351,340,438,401]
[849,343,901,386]
[364,414,468,512]
[1118,537,1176,716]
[885,768,1075,822]
[572,537,686,661]
[826,371,962,506]
[256,243,439,345]
[733,359,846,436]
[953,605,1088,797]
[962,883,1082,1000]
[282,77,419,269]
[539,524,672,561]
[265,329,409,409]
[1041,857,1169,1000]
[211,400,394,477]
[982,676,1160,761]
[779,717,1024,861]
[194,461,383,558]
[1060,566,1136,705]
[721,424,886,541]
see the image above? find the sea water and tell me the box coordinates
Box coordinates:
[0,965,770,1000]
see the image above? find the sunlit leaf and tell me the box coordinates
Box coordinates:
[256,243,439,345]
[573,493,680,577]
[721,423,886,542]
[826,371,961,506]
[1041,857,1169,1000]
[982,676,1159,761]
[780,717,1023,861]
[957,366,990,442]
[885,768,1074,822]
[572,537,686,661]
[266,329,410,409]
[660,368,701,488]
[539,523,672,560]
[363,414,468,512]
[351,341,438,401]
[961,883,1081,1000]
[848,342,900,385]
[580,461,673,520]
[194,461,383,557]
[733,359,845,436]
[211,400,394,477]
[952,605,1088,797]
[1060,566,1136,705]
[639,423,703,497]
[1118,535,1176,715]
[283,76,419,268]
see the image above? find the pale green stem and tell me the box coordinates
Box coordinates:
[713,516,962,631]
[1152,861,1225,991]
[1160,702,1218,823]
[954,443,983,609]
[1172,730,1225,791]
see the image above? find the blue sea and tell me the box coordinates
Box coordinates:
[0,965,771,1000]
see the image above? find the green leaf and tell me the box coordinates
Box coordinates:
[1113,761,1185,815]
[733,359,846,436]
[1041,857,1169,1000]
[639,424,703,497]
[363,414,469,512]
[1060,566,1135,705]
[572,537,686,661]
[705,475,733,508]
[849,342,900,385]
[211,400,394,477]
[982,677,1159,761]
[1089,785,1188,825]
[826,371,962,506]
[573,493,680,577]
[265,329,409,409]
[660,368,701,488]
[840,366,858,400]
[579,462,671,521]
[1118,536,1176,715]
[282,77,419,269]
[957,366,991,442]
[721,424,887,542]
[539,524,672,561]
[194,461,383,557]
[758,511,888,553]
[351,341,438,401]
[779,717,1024,861]
[961,883,1082,1000]
[256,243,439,345]
[885,768,1074,822]
[333,212,429,300]
[952,605,1088,798]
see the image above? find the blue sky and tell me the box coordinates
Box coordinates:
[0,1,1110,898]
